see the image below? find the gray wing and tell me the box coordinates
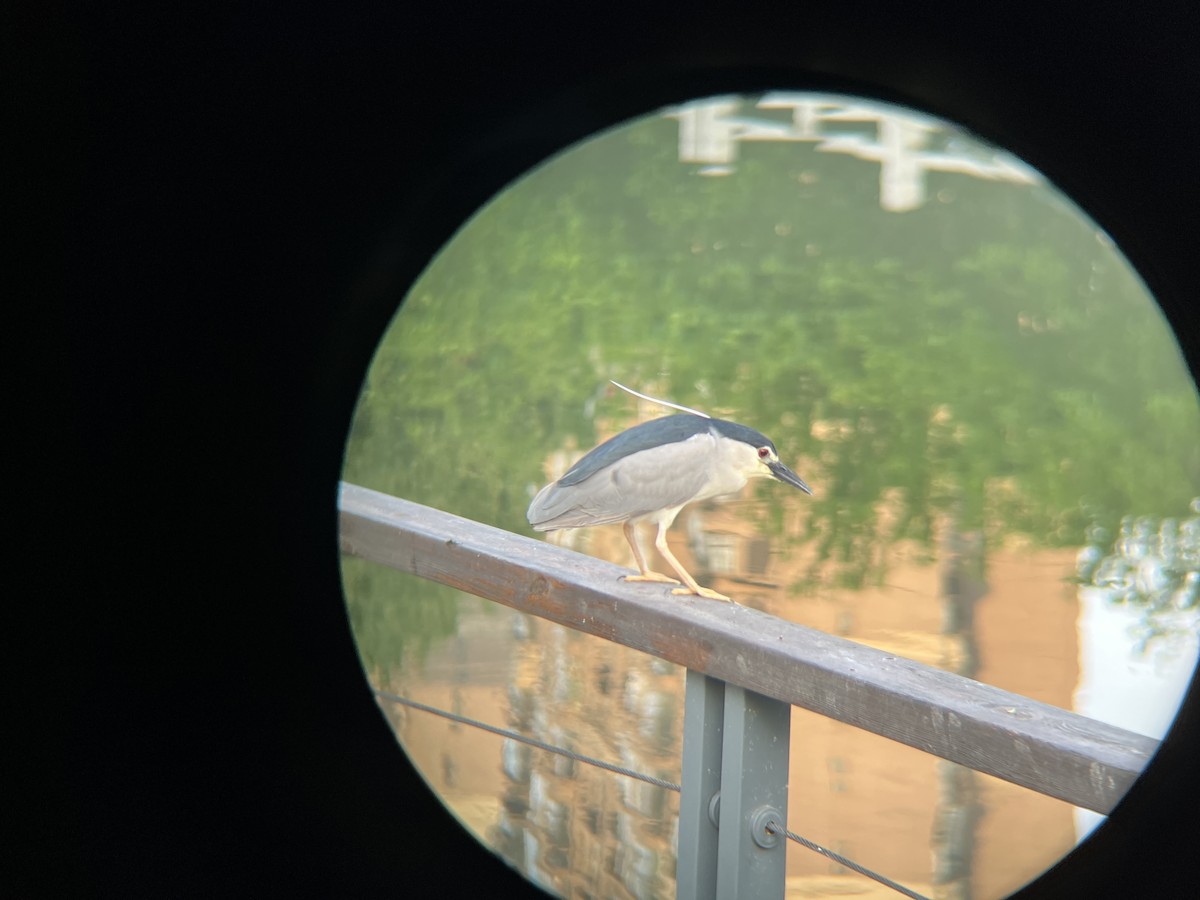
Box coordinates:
[557,415,711,485]
[528,433,714,530]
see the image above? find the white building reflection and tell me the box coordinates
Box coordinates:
[664,94,1040,211]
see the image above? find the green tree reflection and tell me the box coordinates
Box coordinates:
[342,100,1200,667]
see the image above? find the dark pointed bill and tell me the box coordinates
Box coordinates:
[768,459,813,495]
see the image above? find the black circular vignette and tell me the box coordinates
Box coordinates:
[21,2,1198,898]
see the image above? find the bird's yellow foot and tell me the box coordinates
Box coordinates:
[625,571,682,585]
[673,586,733,601]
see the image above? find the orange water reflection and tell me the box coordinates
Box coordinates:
[379,482,1095,899]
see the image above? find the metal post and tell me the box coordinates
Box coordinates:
[677,670,725,900]
[677,673,791,900]
[716,684,791,899]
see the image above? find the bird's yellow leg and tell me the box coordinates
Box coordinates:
[673,583,733,601]
[621,521,681,584]
[652,523,733,602]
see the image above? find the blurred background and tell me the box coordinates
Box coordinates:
[340,93,1199,899]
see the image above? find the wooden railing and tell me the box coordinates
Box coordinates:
[338,482,1159,898]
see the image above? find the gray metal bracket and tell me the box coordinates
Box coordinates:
[677,671,791,899]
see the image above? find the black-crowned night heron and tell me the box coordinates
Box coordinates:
[527,387,812,601]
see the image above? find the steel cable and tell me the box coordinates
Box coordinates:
[378,688,930,900]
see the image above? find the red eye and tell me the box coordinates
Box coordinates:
[758,447,770,459]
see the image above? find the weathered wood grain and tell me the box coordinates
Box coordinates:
[338,482,1160,814]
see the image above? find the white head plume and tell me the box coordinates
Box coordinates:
[609,380,711,418]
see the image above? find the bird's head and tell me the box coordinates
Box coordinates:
[712,419,813,495]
